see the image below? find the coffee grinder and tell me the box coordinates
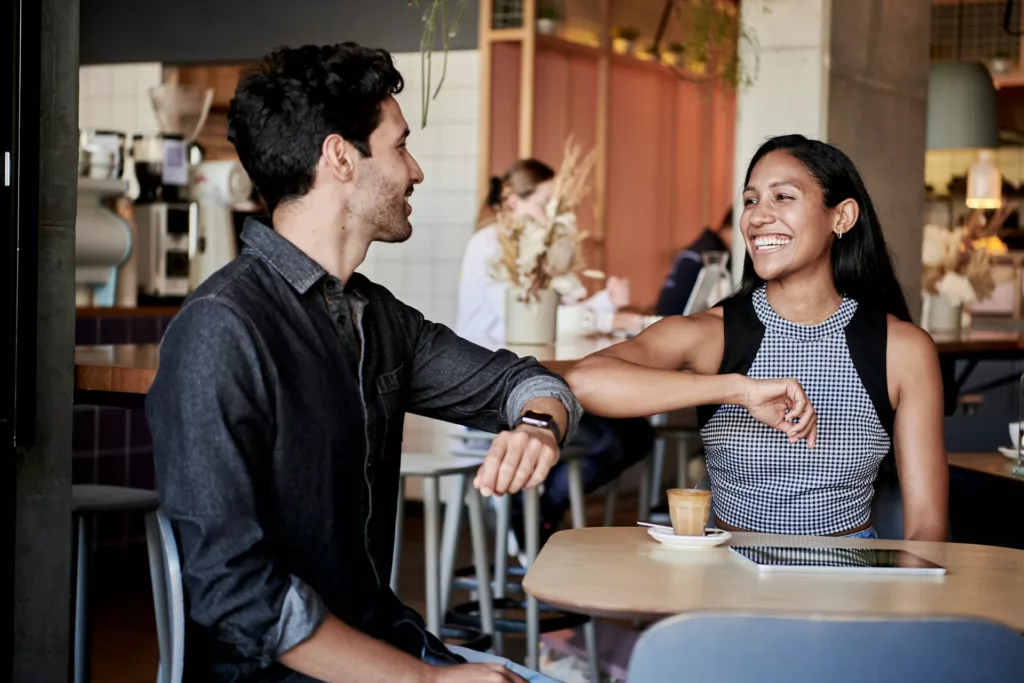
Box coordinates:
[132,83,213,302]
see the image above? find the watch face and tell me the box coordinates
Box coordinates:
[521,411,552,425]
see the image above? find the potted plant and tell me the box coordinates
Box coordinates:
[536,3,562,36]
[663,42,685,66]
[491,139,596,346]
[613,26,641,55]
[921,206,1014,332]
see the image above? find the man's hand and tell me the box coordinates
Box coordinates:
[425,663,527,683]
[472,425,559,497]
[739,376,818,448]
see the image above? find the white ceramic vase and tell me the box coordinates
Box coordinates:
[506,287,559,346]
[922,294,962,334]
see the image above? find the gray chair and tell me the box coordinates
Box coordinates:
[147,508,185,683]
[627,612,1024,683]
[71,485,164,683]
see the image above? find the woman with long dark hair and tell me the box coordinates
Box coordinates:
[566,135,948,541]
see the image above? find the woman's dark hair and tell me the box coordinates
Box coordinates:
[730,134,912,322]
[476,158,556,229]
[228,43,403,213]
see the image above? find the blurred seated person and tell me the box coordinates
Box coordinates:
[457,159,654,547]
[656,208,734,316]
[457,159,640,343]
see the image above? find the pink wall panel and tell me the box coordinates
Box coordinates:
[606,65,674,305]
[673,80,704,255]
[489,42,522,180]
[710,86,737,227]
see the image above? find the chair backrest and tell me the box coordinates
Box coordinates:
[627,611,1024,683]
[152,508,186,683]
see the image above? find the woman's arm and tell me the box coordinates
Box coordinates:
[565,313,818,445]
[888,318,949,542]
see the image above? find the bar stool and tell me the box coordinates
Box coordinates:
[391,454,495,641]
[71,484,163,683]
[642,412,703,520]
[445,429,599,678]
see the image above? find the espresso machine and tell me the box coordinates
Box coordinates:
[133,84,212,302]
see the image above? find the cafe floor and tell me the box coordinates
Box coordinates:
[90,497,630,682]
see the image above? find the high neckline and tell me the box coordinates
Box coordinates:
[752,285,857,340]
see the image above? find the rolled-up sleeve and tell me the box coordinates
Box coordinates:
[146,297,327,665]
[392,295,582,442]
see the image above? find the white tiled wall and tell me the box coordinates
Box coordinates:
[79,63,164,138]
[359,50,481,334]
[78,62,165,195]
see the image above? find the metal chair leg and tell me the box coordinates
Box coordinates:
[423,476,442,636]
[602,479,619,527]
[567,458,586,530]
[439,475,467,613]
[465,488,495,639]
[390,477,406,594]
[73,514,92,683]
[524,487,541,671]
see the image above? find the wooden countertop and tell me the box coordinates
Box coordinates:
[75,344,159,395]
[931,328,1024,354]
[948,451,1023,482]
[523,527,1024,626]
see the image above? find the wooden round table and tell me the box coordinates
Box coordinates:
[523,528,1024,630]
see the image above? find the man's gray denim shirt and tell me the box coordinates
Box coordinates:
[146,217,582,681]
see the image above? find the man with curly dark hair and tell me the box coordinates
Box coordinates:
[147,43,573,683]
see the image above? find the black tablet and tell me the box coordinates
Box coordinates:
[730,546,947,576]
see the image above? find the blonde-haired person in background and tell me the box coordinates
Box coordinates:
[456,158,653,551]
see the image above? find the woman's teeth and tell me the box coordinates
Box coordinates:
[754,236,790,251]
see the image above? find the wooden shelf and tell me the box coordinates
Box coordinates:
[535,34,601,60]
[994,72,1024,89]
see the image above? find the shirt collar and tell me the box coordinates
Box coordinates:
[240,216,327,295]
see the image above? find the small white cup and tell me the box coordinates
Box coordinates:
[556,305,596,338]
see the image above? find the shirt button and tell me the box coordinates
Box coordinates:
[325,279,336,290]
[336,314,346,325]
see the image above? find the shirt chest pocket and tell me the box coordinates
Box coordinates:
[375,364,405,459]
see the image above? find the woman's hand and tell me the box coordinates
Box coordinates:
[605,276,631,308]
[740,377,818,448]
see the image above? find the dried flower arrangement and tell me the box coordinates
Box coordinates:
[490,138,596,303]
[922,204,1015,307]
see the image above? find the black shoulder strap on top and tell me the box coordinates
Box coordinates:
[844,303,894,440]
[697,293,765,429]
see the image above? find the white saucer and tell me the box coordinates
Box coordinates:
[998,446,1020,460]
[647,526,732,549]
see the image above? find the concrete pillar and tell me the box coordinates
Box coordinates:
[12,0,79,680]
[732,0,931,322]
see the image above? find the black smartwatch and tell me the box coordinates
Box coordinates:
[512,411,563,446]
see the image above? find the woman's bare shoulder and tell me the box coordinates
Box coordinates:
[886,314,937,356]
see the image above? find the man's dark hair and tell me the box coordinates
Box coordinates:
[228,43,404,213]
